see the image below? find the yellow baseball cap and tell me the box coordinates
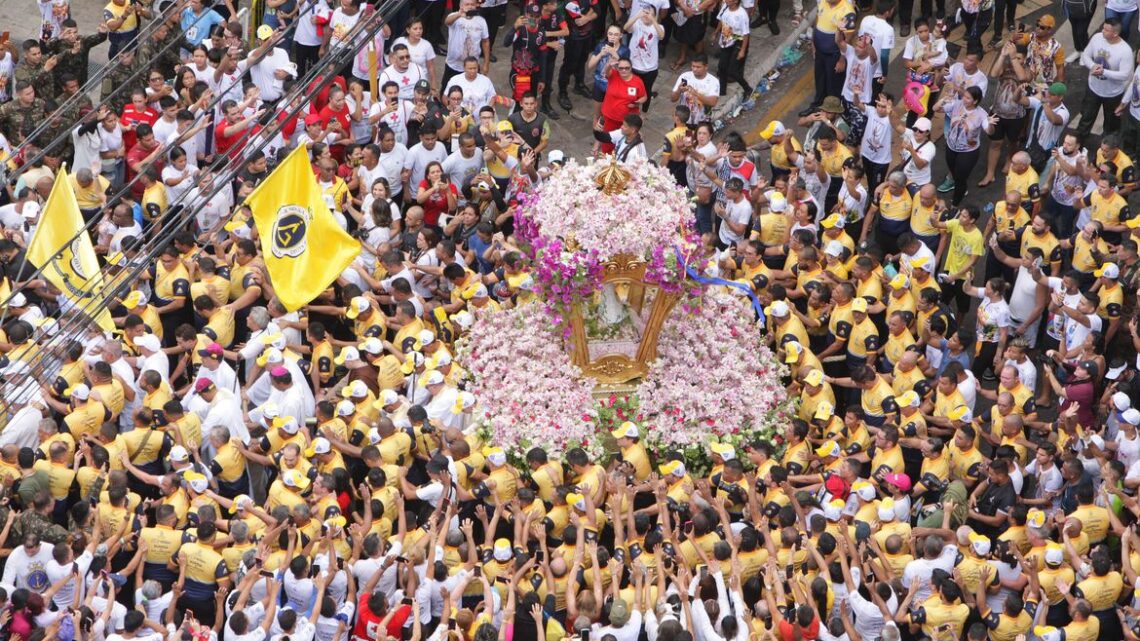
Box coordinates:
[784,341,804,363]
[803,369,825,387]
[346,296,370,319]
[813,401,834,422]
[948,404,972,422]
[611,421,639,439]
[710,442,735,460]
[851,297,868,313]
[759,120,786,140]
[815,440,840,458]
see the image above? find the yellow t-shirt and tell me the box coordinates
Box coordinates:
[944,219,984,276]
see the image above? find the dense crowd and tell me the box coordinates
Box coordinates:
[0,0,1138,640]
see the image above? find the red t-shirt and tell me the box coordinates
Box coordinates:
[215,121,261,160]
[601,68,646,123]
[125,143,164,199]
[319,104,352,147]
[308,76,348,115]
[120,105,159,151]
[353,597,410,641]
[417,179,458,226]
[778,616,821,641]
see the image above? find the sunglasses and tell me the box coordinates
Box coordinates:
[617,65,632,71]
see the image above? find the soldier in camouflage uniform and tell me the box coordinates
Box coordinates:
[101,47,145,114]
[0,81,48,146]
[139,16,192,80]
[13,491,70,545]
[48,18,109,92]
[13,39,59,89]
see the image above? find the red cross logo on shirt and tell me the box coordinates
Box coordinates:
[401,75,411,85]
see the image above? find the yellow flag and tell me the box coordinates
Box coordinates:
[245,146,361,311]
[26,171,113,331]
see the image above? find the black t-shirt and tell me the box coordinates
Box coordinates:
[406,101,448,145]
[974,479,1017,536]
[507,112,548,151]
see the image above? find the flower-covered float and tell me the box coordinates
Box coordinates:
[456,158,792,472]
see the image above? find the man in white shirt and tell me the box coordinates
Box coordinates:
[901,534,958,605]
[1,532,55,593]
[858,2,896,92]
[46,533,98,610]
[715,177,752,249]
[404,126,448,198]
[593,114,647,164]
[1077,18,1134,140]
[247,25,297,103]
[443,0,490,87]
[443,57,497,113]
[670,54,720,124]
[380,43,427,101]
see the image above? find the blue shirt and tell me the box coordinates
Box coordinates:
[935,339,972,377]
[181,8,225,46]
[591,41,630,91]
[468,234,493,274]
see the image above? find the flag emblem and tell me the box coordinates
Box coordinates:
[271,204,311,259]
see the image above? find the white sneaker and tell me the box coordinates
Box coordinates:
[1065,50,1081,64]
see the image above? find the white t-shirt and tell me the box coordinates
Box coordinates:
[1063,309,1102,352]
[860,106,892,164]
[442,149,484,189]
[446,16,490,72]
[1116,431,1140,470]
[1081,34,1134,98]
[858,15,896,77]
[328,8,363,50]
[673,71,720,124]
[392,37,437,79]
[378,143,410,196]
[902,35,948,67]
[444,73,497,112]
[842,47,875,103]
[900,130,936,186]
[974,295,1012,343]
[631,0,669,17]
[379,64,426,101]
[46,551,94,610]
[403,142,448,191]
[629,20,661,72]
[946,62,989,96]
[295,0,333,47]
[718,197,752,246]
[378,100,414,146]
[716,5,749,48]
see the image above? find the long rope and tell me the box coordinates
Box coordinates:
[0,0,335,324]
[0,2,405,417]
[5,0,324,185]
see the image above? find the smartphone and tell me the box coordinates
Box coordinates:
[402,597,414,606]
[473,565,482,577]
[449,620,458,631]
[535,550,545,563]
[495,576,508,584]
[699,565,708,579]
[260,569,274,578]
[396,556,408,563]
[580,630,590,641]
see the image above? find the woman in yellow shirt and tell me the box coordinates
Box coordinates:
[930,205,984,316]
